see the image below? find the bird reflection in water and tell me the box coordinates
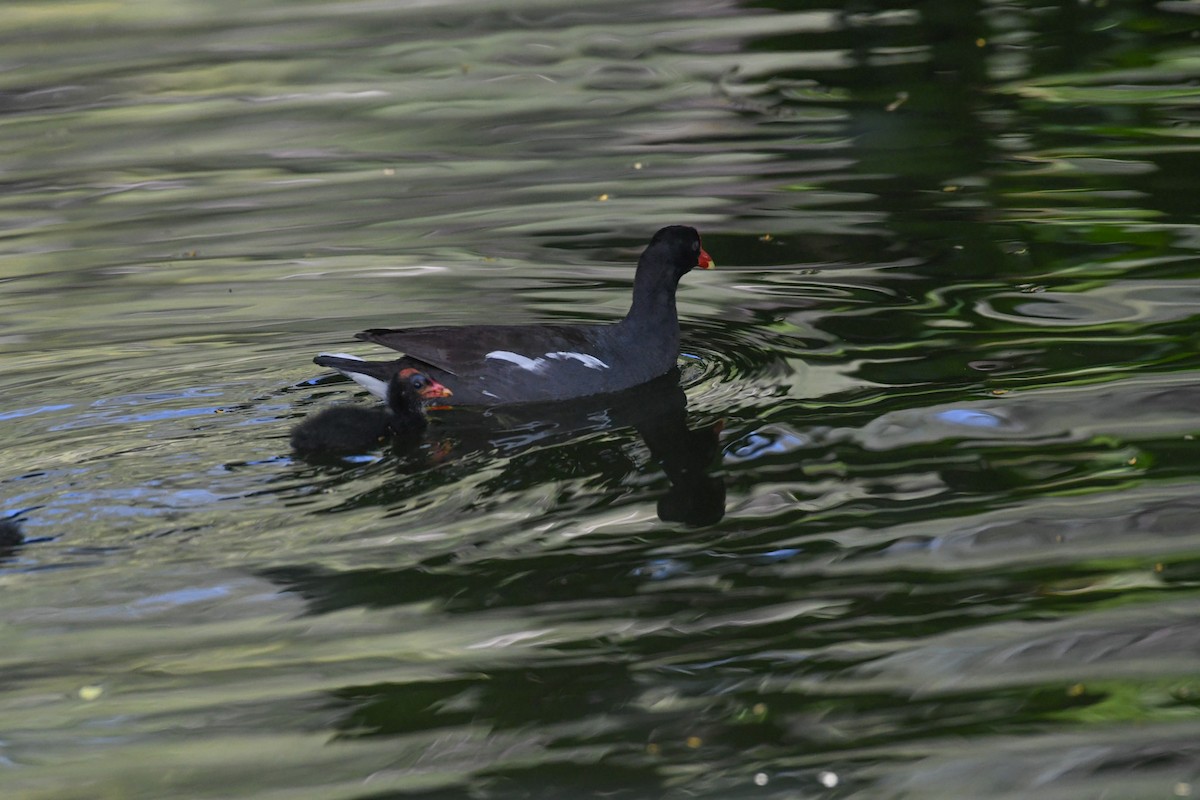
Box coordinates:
[292,367,725,526]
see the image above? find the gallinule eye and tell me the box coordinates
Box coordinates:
[314,225,713,406]
[290,368,451,456]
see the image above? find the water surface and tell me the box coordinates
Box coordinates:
[4,1,1200,798]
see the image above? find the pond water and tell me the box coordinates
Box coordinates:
[4,1,1200,797]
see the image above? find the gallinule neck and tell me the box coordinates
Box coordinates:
[314,225,713,406]
[290,368,451,456]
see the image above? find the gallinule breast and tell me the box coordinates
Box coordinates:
[314,225,713,406]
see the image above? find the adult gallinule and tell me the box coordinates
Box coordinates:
[290,368,451,456]
[314,225,713,406]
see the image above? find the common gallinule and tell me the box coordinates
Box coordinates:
[314,225,713,406]
[290,368,451,456]
[0,518,23,548]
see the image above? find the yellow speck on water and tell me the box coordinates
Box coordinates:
[383,167,395,176]
[1067,683,1086,697]
[79,685,103,701]
[685,736,702,748]
[752,702,767,715]
[758,234,774,242]
[943,185,960,192]
[991,389,1009,396]
[645,743,660,756]
[597,193,609,201]
[976,37,987,47]
[1175,782,1193,797]
[632,162,643,170]
[8,4,125,27]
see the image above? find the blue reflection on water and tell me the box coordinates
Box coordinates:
[133,585,232,607]
[632,558,689,580]
[936,408,1004,428]
[0,404,73,421]
[729,427,811,460]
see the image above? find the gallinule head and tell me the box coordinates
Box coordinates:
[314,225,713,406]
[290,367,451,456]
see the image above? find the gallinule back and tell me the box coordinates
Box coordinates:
[314,225,713,406]
[290,368,451,456]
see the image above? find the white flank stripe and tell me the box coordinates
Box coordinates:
[485,350,547,372]
[318,352,365,362]
[546,351,609,370]
[485,350,609,372]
